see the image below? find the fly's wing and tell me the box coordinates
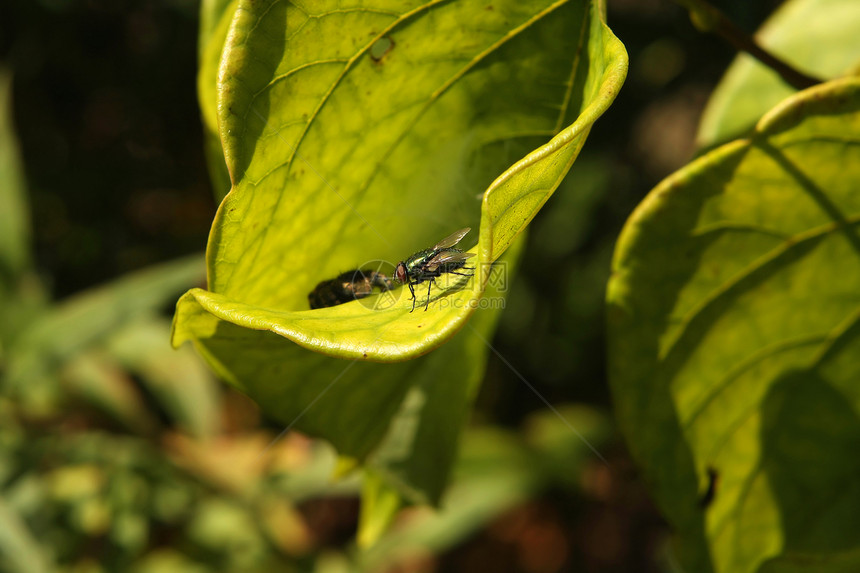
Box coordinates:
[433,227,471,250]
[424,250,475,272]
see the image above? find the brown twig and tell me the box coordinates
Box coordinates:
[676,0,824,90]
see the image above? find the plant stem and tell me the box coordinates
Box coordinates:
[675,0,823,90]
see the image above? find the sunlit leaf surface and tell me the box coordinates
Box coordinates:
[174,0,627,502]
[198,0,235,200]
[608,78,860,572]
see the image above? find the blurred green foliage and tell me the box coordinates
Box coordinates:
[0,25,615,568]
[5,0,839,571]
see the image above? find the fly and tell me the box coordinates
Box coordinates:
[394,227,476,312]
[308,269,393,309]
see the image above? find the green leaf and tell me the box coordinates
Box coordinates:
[759,548,860,573]
[607,78,860,573]
[0,68,46,345]
[106,317,221,440]
[363,237,523,503]
[357,469,402,549]
[63,351,160,435]
[0,68,30,282]
[130,550,210,573]
[62,316,220,439]
[198,0,235,201]
[179,0,627,357]
[357,405,609,571]
[0,496,53,573]
[4,255,205,414]
[173,0,626,503]
[697,0,860,148]
[357,428,540,572]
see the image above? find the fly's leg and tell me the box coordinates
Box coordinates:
[408,281,417,312]
[424,278,433,311]
[448,267,475,288]
[449,268,474,277]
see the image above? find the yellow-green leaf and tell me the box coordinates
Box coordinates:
[0,68,47,344]
[357,469,402,548]
[697,0,860,148]
[198,0,235,201]
[607,78,860,573]
[0,69,30,282]
[174,0,627,503]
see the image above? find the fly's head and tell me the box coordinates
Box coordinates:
[394,262,408,284]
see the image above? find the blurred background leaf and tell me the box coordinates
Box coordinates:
[0,68,47,348]
[697,0,860,147]
[4,254,205,415]
[4,0,835,570]
[0,68,30,281]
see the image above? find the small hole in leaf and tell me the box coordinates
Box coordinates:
[370,36,394,62]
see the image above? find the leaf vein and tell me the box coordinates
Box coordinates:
[661,215,860,362]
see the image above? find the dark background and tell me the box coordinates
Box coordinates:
[1,0,784,570]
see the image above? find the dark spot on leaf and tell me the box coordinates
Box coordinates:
[370,36,394,62]
[699,466,719,508]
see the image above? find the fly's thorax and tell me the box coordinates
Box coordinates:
[405,249,435,272]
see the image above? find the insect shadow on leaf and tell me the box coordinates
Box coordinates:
[308,269,393,309]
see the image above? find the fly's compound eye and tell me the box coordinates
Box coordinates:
[395,263,407,283]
